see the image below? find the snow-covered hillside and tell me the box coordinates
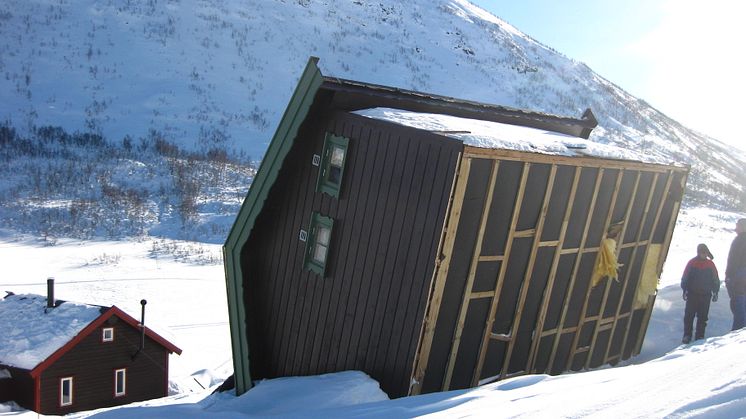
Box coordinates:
[1,0,745,210]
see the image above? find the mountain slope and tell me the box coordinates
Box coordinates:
[1,0,744,210]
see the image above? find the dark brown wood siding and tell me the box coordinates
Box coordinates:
[38,318,170,415]
[416,148,687,393]
[0,366,34,409]
[241,110,462,397]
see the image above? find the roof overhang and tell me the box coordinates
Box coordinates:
[320,77,598,139]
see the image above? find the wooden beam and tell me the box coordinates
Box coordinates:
[546,167,605,371]
[408,153,467,396]
[527,166,582,373]
[442,160,500,391]
[471,162,531,385]
[470,291,497,300]
[478,255,505,262]
[498,165,557,379]
[513,229,537,238]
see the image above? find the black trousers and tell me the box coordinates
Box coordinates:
[684,293,711,339]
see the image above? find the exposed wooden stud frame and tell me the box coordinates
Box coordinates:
[601,172,660,363]
[527,166,582,372]
[633,171,677,355]
[547,167,605,371]
[470,162,532,386]
[442,159,501,390]
[565,168,625,370]
[584,170,640,369]
[410,147,688,395]
[497,165,557,379]
[621,172,674,357]
[408,153,467,396]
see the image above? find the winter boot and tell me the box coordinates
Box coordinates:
[682,334,691,344]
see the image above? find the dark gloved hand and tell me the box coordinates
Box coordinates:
[683,291,687,301]
[712,293,718,302]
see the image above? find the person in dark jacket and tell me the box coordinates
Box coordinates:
[725,218,746,330]
[681,243,719,343]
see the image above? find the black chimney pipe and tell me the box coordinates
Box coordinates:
[140,299,147,351]
[132,299,147,360]
[46,277,55,309]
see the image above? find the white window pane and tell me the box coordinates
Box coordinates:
[316,226,331,245]
[313,244,328,264]
[330,146,345,167]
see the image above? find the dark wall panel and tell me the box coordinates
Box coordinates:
[608,316,630,360]
[533,335,555,373]
[585,169,618,248]
[451,298,491,389]
[492,237,533,334]
[481,160,522,256]
[473,261,501,293]
[516,163,550,232]
[563,252,596,328]
[480,340,507,381]
[550,333,575,374]
[508,246,554,373]
[623,172,653,244]
[543,254,576,331]
[243,111,462,398]
[564,168,599,248]
[541,165,575,242]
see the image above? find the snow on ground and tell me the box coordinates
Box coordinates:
[1,206,746,418]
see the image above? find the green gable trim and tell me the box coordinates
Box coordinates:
[223,56,324,395]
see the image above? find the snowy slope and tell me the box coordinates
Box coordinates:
[1,0,744,208]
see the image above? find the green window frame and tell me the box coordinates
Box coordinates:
[317,133,349,198]
[305,212,334,276]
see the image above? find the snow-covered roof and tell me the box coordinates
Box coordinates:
[0,294,103,370]
[356,108,661,163]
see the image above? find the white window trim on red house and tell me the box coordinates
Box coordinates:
[102,327,114,342]
[60,376,73,407]
[114,368,126,397]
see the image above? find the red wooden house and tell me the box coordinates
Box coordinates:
[0,283,181,415]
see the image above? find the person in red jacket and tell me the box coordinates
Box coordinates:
[681,243,720,343]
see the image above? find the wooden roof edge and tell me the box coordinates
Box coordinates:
[320,76,598,139]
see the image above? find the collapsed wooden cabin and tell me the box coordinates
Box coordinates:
[223,57,688,398]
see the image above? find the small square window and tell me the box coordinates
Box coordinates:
[60,377,73,407]
[317,133,349,198]
[305,213,334,276]
[115,369,126,397]
[103,327,114,342]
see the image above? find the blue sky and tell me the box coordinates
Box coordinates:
[471,0,746,152]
